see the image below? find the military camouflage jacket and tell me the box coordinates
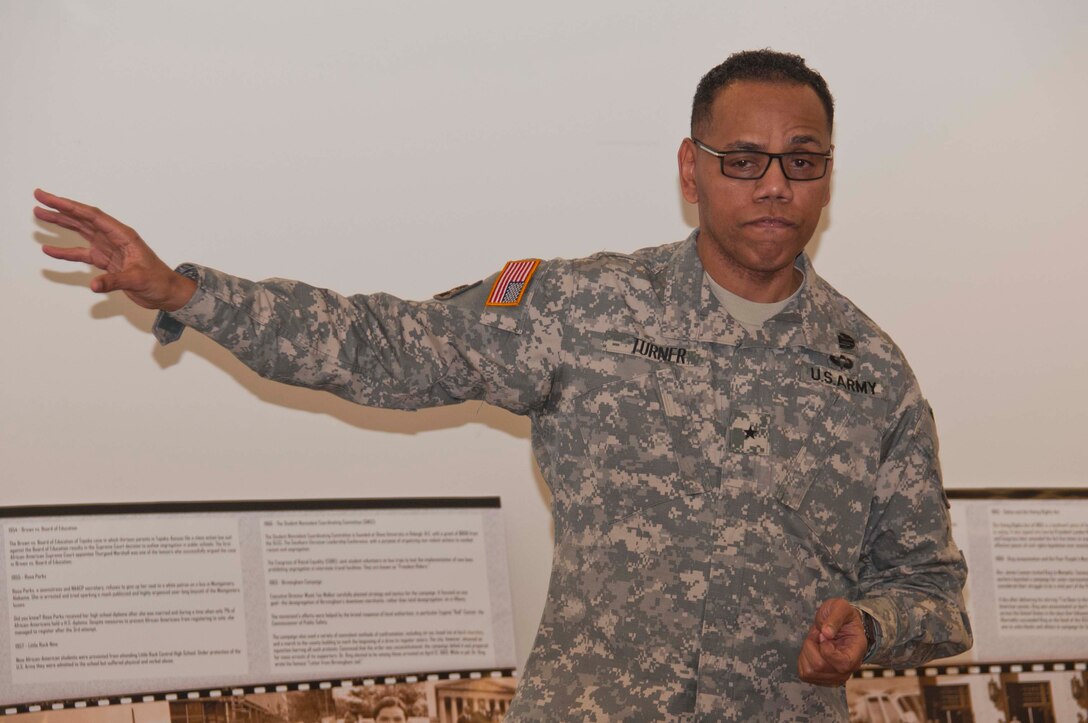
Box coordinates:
[156,233,971,721]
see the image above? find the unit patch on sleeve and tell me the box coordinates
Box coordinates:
[485,259,541,307]
[433,280,482,301]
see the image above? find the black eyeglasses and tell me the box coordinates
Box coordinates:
[691,138,833,181]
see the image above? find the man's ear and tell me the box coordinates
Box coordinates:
[678,137,699,205]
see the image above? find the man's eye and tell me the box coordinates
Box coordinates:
[725,154,765,174]
[788,155,815,169]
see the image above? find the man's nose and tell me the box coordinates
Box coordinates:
[754,156,793,201]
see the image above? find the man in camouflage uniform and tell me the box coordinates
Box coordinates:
[36,50,970,721]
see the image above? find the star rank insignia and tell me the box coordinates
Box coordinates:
[728,411,771,455]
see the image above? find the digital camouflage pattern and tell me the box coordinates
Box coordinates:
[155,232,971,721]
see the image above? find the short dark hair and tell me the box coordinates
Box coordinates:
[690,49,835,135]
[373,697,408,717]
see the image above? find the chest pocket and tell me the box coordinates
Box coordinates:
[775,382,885,576]
[566,370,707,532]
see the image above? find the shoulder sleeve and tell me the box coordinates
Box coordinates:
[852,387,974,667]
[152,259,569,415]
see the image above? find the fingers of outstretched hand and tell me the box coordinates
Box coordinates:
[34,189,131,238]
[41,244,97,266]
[34,189,143,274]
[33,189,189,309]
[34,206,95,239]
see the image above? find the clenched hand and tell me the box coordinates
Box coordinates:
[798,597,868,686]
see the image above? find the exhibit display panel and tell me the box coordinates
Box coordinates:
[847,489,1088,723]
[944,489,1088,664]
[0,499,516,713]
[2,491,1085,722]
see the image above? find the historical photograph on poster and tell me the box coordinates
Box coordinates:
[846,675,924,723]
[846,666,1088,723]
[0,677,520,723]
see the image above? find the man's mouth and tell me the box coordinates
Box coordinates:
[746,216,796,227]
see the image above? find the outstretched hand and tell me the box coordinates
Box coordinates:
[797,597,868,686]
[34,189,195,311]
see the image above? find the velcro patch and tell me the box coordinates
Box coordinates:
[603,336,700,365]
[485,259,540,307]
[433,280,481,301]
[806,365,881,397]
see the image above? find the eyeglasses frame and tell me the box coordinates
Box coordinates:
[691,137,834,181]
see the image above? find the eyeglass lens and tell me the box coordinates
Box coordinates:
[720,152,828,180]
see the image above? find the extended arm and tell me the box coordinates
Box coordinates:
[35,189,563,414]
[156,264,560,413]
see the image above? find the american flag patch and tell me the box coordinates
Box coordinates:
[485,259,540,307]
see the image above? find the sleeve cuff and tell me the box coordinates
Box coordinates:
[152,263,201,346]
[852,598,894,664]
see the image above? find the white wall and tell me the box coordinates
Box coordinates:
[2,0,1086,670]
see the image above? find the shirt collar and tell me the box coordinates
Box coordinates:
[659,230,858,355]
